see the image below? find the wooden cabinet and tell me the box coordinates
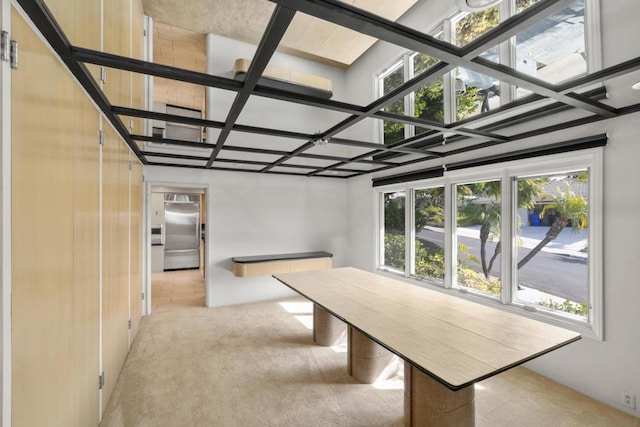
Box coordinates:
[11,0,146,424]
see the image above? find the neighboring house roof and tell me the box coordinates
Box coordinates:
[539,178,588,202]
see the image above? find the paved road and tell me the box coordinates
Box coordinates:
[416,228,587,303]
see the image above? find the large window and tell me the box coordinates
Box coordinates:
[377,0,591,141]
[376,150,602,338]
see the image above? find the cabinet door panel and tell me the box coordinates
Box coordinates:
[12,8,100,426]
[130,159,144,341]
[101,124,130,412]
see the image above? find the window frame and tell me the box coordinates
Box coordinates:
[374,148,603,340]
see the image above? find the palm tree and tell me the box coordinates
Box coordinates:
[458,179,543,279]
[457,181,501,279]
[517,189,588,269]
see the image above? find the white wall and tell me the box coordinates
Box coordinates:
[342,0,640,418]
[145,166,347,307]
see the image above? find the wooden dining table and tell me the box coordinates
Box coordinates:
[273,267,581,427]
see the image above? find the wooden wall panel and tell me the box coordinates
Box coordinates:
[43,0,101,81]
[103,0,131,109]
[11,9,99,426]
[130,159,143,342]
[101,124,130,412]
[131,0,145,135]
[71,74,101,427]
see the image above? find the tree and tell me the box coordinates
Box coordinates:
[457,181,501,279]
[457,179,543,279]
[517,189,588,269]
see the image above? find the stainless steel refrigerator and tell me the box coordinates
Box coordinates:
[164,194,200,270]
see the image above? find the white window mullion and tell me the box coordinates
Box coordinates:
[588,149,604,339]
[403,54,413,140]
[406,186,415,277]
[501,171,513,305]
[443,19,456,125]
[444,179,454,289]
[499,0,515,105]
[377,191,385,268]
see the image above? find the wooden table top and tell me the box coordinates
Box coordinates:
[273,267,581,390]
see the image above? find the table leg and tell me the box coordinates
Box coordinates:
[404,362,474,427]
[313,304,346,346]
[347,326,397,384]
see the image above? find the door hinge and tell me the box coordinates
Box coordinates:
[0,31,9,62]
[129,118,134,131]
[99,372,105,390]
[142,292,145,300]
[99,130,105,146]
[129,160,133,171]
[100,66,107,84]
[1,32,18,69]
[128,318,132,330]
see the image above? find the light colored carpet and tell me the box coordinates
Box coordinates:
[101,295,639,426]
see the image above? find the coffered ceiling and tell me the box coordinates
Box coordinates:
[17,0,640,180]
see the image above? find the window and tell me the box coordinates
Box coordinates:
[380,63,406,145]
[379,51,444,144]
[454,179,502,296]
[376,150,603,338]
[514,171,590,319]
[381,190,406,271]
[414,186,445,283]
[413,53,445,134]
[514,0,587,96]
[376,0,593,141]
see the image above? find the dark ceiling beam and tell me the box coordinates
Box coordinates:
[146,161,344,179]
[114,106,225,129]
[133,134,397,169]
[374,111,509,141]
[556,55,640,94]
[265,0,589,176]
[319,62,455,139]
[365,101,640,177]
[142,151,210,161]
[259,141,316,172]
[131,134,213,151]
[377,87,608,160]
[117,106,452,157]
[329,137,443,156]
[71,46,243,92]
[260,62,456,173]
[269,0,617,118]
[205,6,297,167]
[75,44,510,143]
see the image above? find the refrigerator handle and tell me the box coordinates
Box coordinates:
[196,210,200,244]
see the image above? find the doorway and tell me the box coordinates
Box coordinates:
[146,183,208,314]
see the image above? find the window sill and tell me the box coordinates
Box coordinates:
[375,268,601,341]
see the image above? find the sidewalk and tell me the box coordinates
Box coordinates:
[435,225,588,257]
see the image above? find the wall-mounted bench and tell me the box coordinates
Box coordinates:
[231,251,333,277]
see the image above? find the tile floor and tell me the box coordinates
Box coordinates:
[151,269,205,312]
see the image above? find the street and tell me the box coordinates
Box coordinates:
[416,227,588,303]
